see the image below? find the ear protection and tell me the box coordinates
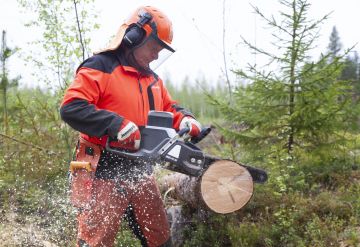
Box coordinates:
[122,12,153,48]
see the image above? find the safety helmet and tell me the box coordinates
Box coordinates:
[98,6,175,55]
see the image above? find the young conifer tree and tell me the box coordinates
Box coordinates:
[210,0,358,170]
[327,26,342,59]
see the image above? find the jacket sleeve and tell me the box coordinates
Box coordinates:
[160,80,195,130]
[60,66,122,138]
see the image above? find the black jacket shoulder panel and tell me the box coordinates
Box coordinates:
[77,52,120,74]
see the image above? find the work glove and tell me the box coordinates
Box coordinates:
[179,116,201,138]
[111,119,141,150]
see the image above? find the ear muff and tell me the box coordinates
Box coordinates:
[123,25,146,47]
[123,11,152,48]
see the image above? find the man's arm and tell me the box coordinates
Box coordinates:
[60,65,123,139]
[60,99,122,138]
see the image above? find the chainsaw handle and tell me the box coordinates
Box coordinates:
[191,126,212,144]
[177,126,212,143]
[177,127,190,137]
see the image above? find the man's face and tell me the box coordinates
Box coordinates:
[133,38,163,70]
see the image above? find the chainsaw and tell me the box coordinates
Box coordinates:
[105,111,267,184]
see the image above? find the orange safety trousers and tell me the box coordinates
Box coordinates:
[76,177,170,247]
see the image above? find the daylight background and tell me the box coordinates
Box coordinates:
[1,0,360,87]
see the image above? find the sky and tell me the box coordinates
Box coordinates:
[1,0,360,88]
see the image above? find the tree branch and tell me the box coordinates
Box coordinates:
[73,0,85,61]
[0,133,61,156]
[222,0,232,102]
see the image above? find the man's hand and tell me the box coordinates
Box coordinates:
[179,116,201,138]
[112,119,141,150]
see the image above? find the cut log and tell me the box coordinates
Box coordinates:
[159,160,254,214]
[159,172,201,208]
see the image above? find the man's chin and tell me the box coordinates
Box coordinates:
[140,64,150,71]
[140,62,150,68]
[138,65,152,75]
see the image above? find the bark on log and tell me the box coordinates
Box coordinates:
[159,160,254,214]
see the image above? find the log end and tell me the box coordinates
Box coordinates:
[200,160,254,214]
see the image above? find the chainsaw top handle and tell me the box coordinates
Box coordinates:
[190,126,212,144]
[177,127,190,137]
[178,126,212,144]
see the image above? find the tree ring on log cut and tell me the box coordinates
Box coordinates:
[200,160,254,214]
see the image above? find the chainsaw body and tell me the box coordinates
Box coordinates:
[106,111,267,184]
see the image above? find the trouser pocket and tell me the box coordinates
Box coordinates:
[69,161,94,208]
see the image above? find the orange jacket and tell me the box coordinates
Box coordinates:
[60,51,193,146]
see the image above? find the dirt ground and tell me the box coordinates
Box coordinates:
[0,210,58,247]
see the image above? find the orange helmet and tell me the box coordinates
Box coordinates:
[99,6,174,53]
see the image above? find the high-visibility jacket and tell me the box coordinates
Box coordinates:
[60,51,194,147]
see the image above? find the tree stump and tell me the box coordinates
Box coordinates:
[159,160,254,214]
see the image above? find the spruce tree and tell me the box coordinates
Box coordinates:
[327,26,342,59]
[326,26,359,99]
[209,0,358,178]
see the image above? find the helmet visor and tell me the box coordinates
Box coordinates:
[132,34,174,72]
[149,45,174,71]
[148,33,175,71]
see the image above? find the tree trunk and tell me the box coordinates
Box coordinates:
[159,160,254,214]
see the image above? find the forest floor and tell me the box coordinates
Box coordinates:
[0,208,58,246]
[1,127,359,246]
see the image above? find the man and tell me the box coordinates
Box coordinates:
[60,5,202,247]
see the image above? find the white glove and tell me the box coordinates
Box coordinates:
[179,116,201,138]
[115,119,141,150]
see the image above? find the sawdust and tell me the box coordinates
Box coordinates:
[0,210,58,247]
